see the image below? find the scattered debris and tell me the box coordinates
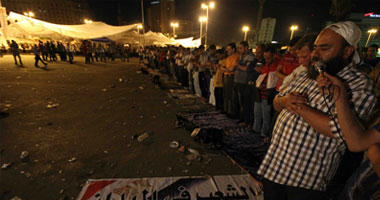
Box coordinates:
[191,128,201,137]
[118,78,123,82]
[178,146,185,152]
[109,85,115,88]
[46,103,59,109]
[136,71,142,74]
[137,132,149,142]
[186,161,192,166]
[59,170,63,174]
[167,167,172,172]
[110,163,117,168]
[139,116,144,119]
[163,101,168,105]
[169,141,179,148]
[183,169,189,173]
[104,150,108,154]
[101,88,107,92]
[187,148,200,157]
[10,196,22,200]
[88,170,94,175]
[25,172,32,178]
[60,189,65,194]
[4,104,12,108]
[68,157,77,163]
[139,86,144,90]
[186,154,197,161]
[16,76,22,79]
[20,151,29,161]
[20,171,25,174]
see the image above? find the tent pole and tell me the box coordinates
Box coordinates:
[141,0,145,47]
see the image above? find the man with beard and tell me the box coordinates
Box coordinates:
[258,21,376,199]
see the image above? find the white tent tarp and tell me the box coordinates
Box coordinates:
[175,37,201,48]
[5,11,199,47]
[7,12,138,40]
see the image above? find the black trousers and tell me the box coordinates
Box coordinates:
[263,179,326,200]
[234,83,248,121]
[34,55,46,67]
[181,69,189,87]
[244,83,257,125]
[199,71,209,99]
[177,65,184,84]
[223,75,235,115]
[214,87,223,110]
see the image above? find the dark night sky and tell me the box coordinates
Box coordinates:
[87,0,380,45]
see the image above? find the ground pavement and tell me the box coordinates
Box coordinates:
[0,55,243,200]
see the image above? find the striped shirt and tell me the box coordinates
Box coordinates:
[257,64,376,191]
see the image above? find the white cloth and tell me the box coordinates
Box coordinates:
[193,71,202,97]
[279,65,307,91]
[208,76,216,106]
[324,21,361,64]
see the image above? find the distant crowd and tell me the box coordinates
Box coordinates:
[0,40,136,68]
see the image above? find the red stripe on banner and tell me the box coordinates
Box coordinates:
[80,180,116,200]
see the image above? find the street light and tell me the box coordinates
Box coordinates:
[24,11,34,18]
[201,1,215,47]
[170,22,179,38]
[199,16,207,44]
[242,26,249,41]
[84,19,93,24]
[290,25,298,40]
[137,24,143,34]
[366,29,377,47]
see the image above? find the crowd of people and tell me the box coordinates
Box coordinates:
[3,40,134,68]
[140,21,380,200]
[1,20,379,200]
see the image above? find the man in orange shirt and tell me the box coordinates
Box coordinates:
[222,43,240,116]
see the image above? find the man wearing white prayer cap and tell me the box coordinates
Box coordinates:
[257,21,376,200]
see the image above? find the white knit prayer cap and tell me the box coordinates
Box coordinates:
[324,21,362,64]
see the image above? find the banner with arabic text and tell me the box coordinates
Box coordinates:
[77,174,263,200]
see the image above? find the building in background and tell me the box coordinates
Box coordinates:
[2,0,92,25]
[347,13,380,48]
[147,0,175,35]
[174,19,195,38]
[258,17,276,43]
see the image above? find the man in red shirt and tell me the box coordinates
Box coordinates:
[275,37,300,91]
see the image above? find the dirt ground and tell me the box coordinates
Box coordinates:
[0,55,243,200]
